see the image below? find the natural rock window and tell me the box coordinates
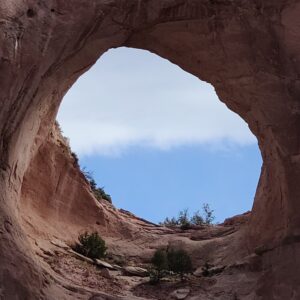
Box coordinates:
[57,47,262,223]
[1,2,300,298]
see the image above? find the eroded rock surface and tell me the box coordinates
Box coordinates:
[1,0,300,299]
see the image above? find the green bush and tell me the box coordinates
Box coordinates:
[190,210,204,226]
[178,209,191,229]
[160,203,214,228]
[73,231,107,259]
[93,187,112,203]
[89,178,97,190]
[203,203,215,225]
[82,169,112,203]
[159,217,178,227]
[149,247,193,283]
[167,248,193,281]
[150,249,169,283]
[160,209,191,229]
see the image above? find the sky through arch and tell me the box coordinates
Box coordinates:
[57,47,262,223]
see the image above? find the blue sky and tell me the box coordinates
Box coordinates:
[57,47,262,223]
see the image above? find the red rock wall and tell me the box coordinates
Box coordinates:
[1,0,300,298]
[20,124,146,242]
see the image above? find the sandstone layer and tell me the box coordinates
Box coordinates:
[1,0,300,299]
[20,124,259,300]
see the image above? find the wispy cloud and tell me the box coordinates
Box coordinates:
[57,47,256,157]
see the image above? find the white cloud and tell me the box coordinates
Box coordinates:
[57,47,256,156]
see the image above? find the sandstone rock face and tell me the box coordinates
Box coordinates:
[1,0,300,299]
[20,124,136,241]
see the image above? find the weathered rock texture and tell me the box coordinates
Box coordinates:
[20,124,150,242]
[1,0,300,299]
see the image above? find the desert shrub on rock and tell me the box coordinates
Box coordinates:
[202,203,215,225]
[93,186,112,203]
[149,247,193,283]
[167,248,193,280]
[190,210,204,226]
[149,249,169,284]
[73,231,107,259]
[82,169,112,203]
[160,204,214,229]
[71,151,79,166]
[159,217,178,227]
[178,209,192,230]
[160,209,191,229]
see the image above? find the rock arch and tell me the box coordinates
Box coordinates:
[1,0,300,299]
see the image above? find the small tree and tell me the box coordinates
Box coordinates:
[73,231,107,259]
[203,203,215,225]
[149,249,168,284]
[160,204,215,228]
[178,209,191,230]
[82,169,95,188]
[167,248,193,281]
[89,179,97,191]
[190,210,204,226]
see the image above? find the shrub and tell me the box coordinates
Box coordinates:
[167,248,193,281]
[149,268,160,284]
[159,217,178,227]
[71,151,79,166]
[178,209,191,229]
[190,210,204,226]
[73,231,107,259]
[82,169,112,203]
[81,169,94,186]
[150,249,168,283]
[203,203,215,225]
[149,247,193,283]
[161,209,191,229]
[160,204,215,228]
[89,179,97,191]
[93,187,112,203]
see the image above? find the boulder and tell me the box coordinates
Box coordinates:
[123,266,149,277]
[100,268,113,279]
[170,288,190,299]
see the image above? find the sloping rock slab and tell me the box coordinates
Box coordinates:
[69,249,94,264]
[51,239,70,250]
[95,259,115,270]
[123,266,149,277]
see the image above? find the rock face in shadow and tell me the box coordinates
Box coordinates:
[0,0,300,299]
